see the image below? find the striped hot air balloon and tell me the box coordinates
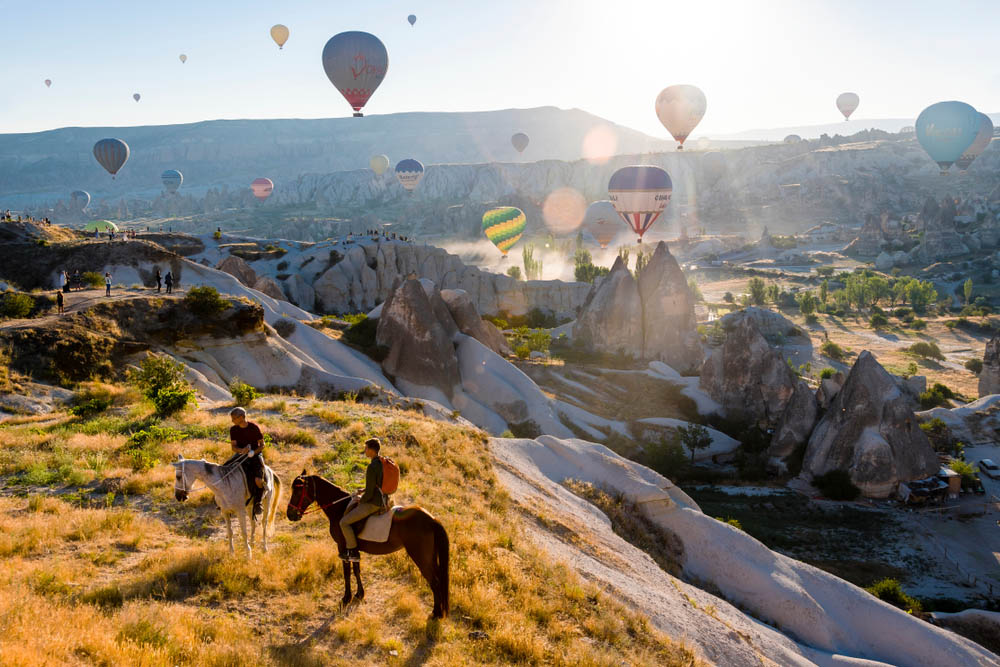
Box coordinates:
[321,31,388,117]
[583,200,620,249]
[394,159,424,192]
[93,138,130,178]
[161,169,183,194]
[251,177,274,201]
[608,166,672,243]
[482,207,526,257]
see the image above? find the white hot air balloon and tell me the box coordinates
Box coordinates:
[655,85,706,150]
[836,92,859,120]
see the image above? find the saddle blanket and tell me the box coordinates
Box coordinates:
[357,506,402,543]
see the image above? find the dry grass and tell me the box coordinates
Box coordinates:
[0,392,700,665]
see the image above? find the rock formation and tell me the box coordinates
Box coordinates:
[803,351,938,498]
[842,214,885,257]
[252,275,285,301]
[815,371,845,410]
[281,274,315,311]
[440,289,510,356]
[912,197,969,262]
[699,310,816,459]
[216,255,257,288]
[573,242,701,370]
[979,333,1000,397]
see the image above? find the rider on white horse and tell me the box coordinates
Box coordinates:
[229,407,266,518]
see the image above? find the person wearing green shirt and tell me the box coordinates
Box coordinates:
[339,437,388,562]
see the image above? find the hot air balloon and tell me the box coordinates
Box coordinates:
[654,85,706,150]
[271,24,289,49]
[784,134,802,144]
[395,159,424,192]
[482,207,526,257]
[179,54,187,64]
[321,31,388,117]
[370,154,390,176]
[162,169,183,194]
[836,92,859,120]
[133,93,141,102]
[44,79,51,88]
[955,113,994,171]
[511,132,529,153]
[915,101,981,173]
[407,14,416,25]
[583,200,620,249]
[251,178,274,201]
[84,220,119,232]
[93,138,130,179]
[70,190,91,212]
[608,166,672,242]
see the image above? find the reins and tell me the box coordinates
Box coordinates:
[289,476,354,516]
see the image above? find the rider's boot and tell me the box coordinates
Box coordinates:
[252,478,264,518]
[347,548,361,562]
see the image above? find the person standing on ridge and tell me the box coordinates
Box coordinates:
[56,290,64,315]
[155,268,162,293]
[164,271,173,294]
[338,437,389,563]
[228,407,266,518]
[104,272,112,297]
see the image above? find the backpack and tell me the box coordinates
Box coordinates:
[380,456,400,495]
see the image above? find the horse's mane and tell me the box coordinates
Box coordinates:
[307,474,350,498]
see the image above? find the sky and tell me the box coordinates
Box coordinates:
[2,0,999,138]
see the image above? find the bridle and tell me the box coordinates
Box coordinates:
[288,475,353,517]
[174,454,249,496]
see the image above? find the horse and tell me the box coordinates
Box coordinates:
[172,454,282,559]
[286,472,449,618]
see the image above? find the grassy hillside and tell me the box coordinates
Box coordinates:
[0,384,700,665]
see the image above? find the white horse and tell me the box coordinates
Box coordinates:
[172,454,282,558]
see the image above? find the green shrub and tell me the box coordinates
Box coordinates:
[865,578,922,614]
[184,286,230,316]
[228,377,258,407]
[869,313,889,329]
[130,356,194,416]
[965,358,983,374]
[820,340,846,361]
[276,260,288,271]
[906,341,944,361]
[506,266,522,280]
[919,382,956,410]
[69,386,113,418]
[342,313,367,326]
[515,345,530,359]
[641,437,688,478]
[212,230,222,240]
[944,320,957,330]
[910,318,927,330]
[150,386,194,417]
[819,367,836,380]
[920,418,951,451]
[82,272,105,288]
[123,425,186,472]
[342,315,384,360]
[0,292,34,319]
[812,469,861,500]
[949,459,979,490]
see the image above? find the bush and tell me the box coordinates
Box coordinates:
[910,318,927,330]
[150,386,194,417]
[944,320,957,330]
[0,292,33,319]
[276,260,288,271]
[906,341,944,361]
[273,318,296,338]
[965,358,983,374]
[228,377,258,407]
[869,312,889,329]
[920,417,951,451]
[506,266,522,280]
[69,386,113,418]
[812,469,861,500]
[819,367,836,380]
[81,271,105,288]
[515,345,530,359]
[341,315,384,360]
[213,230,222,240]
[919,382,956,410]
[184,286,230,316]
[130,356,194,416]
[820,340,846,361]
[641,437,688,478]
[123,425,186,472]
[865,578,922,614]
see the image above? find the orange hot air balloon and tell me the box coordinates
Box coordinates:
[271,25,289,49]
[251,178,274,201]
[655,85,706,150]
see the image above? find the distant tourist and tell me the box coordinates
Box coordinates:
[104,272,112,297]
[155,268,162,293]
[57,270,66,293]
[56,290,64,315]
[72,270,81,291]
[164,271,174,294]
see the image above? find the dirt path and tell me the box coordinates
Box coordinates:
[0,287,186,331]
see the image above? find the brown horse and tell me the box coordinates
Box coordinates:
[286,472,449,618]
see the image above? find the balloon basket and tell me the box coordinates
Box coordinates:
[353,112,363,118]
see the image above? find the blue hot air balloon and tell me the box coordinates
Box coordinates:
[608,166,672,242]
[93,138,130,178]
[407,14,416,26]
[915,101,981,173]
[161,169,183,194]
[321,31,388,117]
[70,190,91,211]
[395,158,424,192]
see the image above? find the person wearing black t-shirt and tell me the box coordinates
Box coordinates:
[229,407,265,518]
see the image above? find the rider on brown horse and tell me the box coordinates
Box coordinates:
[339,437,388,562]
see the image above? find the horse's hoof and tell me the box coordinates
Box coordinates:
[353,593,365,603]
[341,597,352,606]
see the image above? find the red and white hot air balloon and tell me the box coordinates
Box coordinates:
[836,92,859,120]
[655,85,706,150]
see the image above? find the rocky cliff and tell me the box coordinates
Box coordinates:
[979,333,1000,397]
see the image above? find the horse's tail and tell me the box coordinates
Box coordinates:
[432,518,449,617]
[269,470,282,537]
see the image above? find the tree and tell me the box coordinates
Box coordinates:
[676,424,713,464]
[907,279,937,313]
[747,277,767,306]
[963,278,973,305]
[796,291,817,317]
[522,244,543,281]
[722,292,734,304]
[766,283,781,304]
[687,277,703,302]
[506,266,522,280]
[819,279,828,305]
[617,246,630,269]
[573,248,610,283]
[635,249,650,275]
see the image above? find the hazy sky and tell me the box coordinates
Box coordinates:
[2,0,999,137]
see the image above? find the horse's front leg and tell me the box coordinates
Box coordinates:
[341,560,352,606]
[260,486,271,553]
[237,508,252,560]
[352,560,364,602]
[225,515,235,555]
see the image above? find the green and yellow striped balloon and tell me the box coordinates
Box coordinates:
[482,207,526,256]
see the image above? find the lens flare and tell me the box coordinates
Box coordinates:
[582,125,617,164]
[542,188,586,235]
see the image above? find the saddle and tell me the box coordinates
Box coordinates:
[348,499,402,543]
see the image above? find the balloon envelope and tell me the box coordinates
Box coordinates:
[179,54,187,63]
[370,154,390,176]
[916,101,981,171]
[482,207,526,256]
[608,166,672,241]
[583,200,620,249]
[836,92,859,120]
[271,24,289,49]
[955,113,994,171]
[133,93,141,102]
[44,79,51,87]
[654,85,706,149]
[395,159,424,191]
[251,177,274,201]
[784,134,802,144]
[70,190,90,211]
[84,220,119,232]
[161,169,183,194]
[407,14,416,25]
[93,138,130,177]
[511,132,529,153]
[321,31,388,117]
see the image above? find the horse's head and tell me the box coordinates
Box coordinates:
[287,470,313,521]
[172,454,192,502]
